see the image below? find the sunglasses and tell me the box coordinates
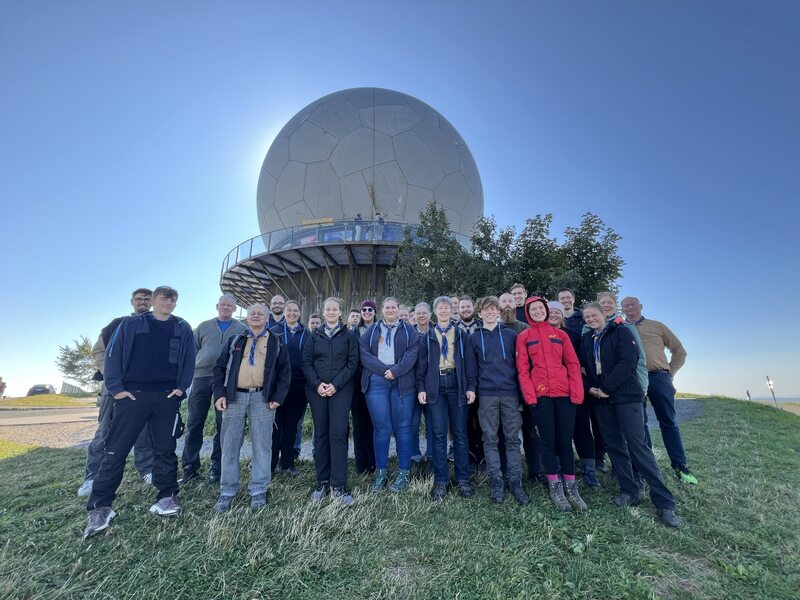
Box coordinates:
[361,307,375,313]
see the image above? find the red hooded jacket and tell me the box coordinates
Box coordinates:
[515,297,584,405]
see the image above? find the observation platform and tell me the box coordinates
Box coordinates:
[219,219,468,311]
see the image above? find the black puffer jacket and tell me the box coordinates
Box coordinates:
[579,320,644,404]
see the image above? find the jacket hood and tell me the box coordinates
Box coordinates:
[524,296,549,326]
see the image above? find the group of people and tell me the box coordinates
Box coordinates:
[80,282,692,539]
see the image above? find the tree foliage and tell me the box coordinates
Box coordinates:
[386,202,624,306]
[55,336,97,390]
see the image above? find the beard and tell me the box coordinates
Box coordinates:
[500,307,516,323]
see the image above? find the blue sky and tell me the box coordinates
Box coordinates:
[1,1,798,398]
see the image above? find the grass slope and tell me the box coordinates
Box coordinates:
[1,399,798,599]
[0,395,96,408]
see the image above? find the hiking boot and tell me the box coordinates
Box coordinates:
[371,469,388,493]
[250,492,268,511]
[581,468,601,488]
[509,480,530,506]
[149,495,182,517]
[309,482,330,502]
[563,479,587,511]
[595,459,609,474]
[83,507,116,540]
[457,481,475,498]
[178,471,198,485]
[612,493,640,508]
[213,495,234,513]
[547,479,572,512]
[489,476,505,504]
[532,473,549,488]
[674,466,698,485]
[430,483,447,501]
[389,469,410,494]
[208,470,221,484]
[657,509,682,528]
[331,487,354,506]
[77,479,93,497]
[142,472,153,485]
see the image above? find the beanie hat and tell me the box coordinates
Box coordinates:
[360,299,377,311]
[547,301,566,316]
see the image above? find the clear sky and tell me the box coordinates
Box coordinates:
[1,1,798,398]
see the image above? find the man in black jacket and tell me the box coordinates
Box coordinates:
[78,288,155,498]
[212,303,291,512]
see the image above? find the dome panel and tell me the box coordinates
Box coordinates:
[304,162,342,220]
[329,127,394,177]
[274,162,307,211]
[393,130,445,189]
[308,99,362,139]
[289,122,337,163]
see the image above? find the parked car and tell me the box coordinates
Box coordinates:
[27,384,56,396]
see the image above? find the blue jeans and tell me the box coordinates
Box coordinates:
[644,371,687,469]
[220,391,275,497]
[365,374,414,470]
[427,373,469,484]
[411,400,433,459]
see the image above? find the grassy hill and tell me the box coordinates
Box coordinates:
[0,398,798,599]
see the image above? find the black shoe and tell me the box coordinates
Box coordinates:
[251,492,269,511]
[489,477,505,504]
[213,495,233,513]
[457,481,475,498]
[595,459,610,474]
[208,470,221,484]
[430,483,447,501]
[657,509,681,528]
[534,473,549,488]
[178,471,199,485]
[282,466,300,478]
[509,481,530,506]
[612,493,640,508]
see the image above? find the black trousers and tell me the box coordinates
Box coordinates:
[350,384,375,473]
[593,399,675,510]
[467,398,485,464]
[307,384,353,489]
[537,397,577,476]
[573,401,596,461]
[272,379,308,470]
[181,376,222,475]
[88,390,180,510]
[591,405,607,460]
[521,402,543,475]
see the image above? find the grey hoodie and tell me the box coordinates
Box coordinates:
[193,318,248,378]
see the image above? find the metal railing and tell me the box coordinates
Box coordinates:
[221,219,470,276]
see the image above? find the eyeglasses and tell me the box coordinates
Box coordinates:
[361,307,375,313]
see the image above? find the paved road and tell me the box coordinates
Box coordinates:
[0,407,98,426]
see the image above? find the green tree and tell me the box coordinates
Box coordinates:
[387,203,624,306]
[55,336,97,390]
[386,202,472,302]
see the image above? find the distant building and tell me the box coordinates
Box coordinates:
[220,87,484,316]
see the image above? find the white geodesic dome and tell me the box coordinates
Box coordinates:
[257,87,483,238]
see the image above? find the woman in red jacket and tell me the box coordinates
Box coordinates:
[516,297,587,512]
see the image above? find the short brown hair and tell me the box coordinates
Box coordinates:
[510,283,526,293]
[131,288,152,298]
[152,286,178,300]
[480,295,500,311]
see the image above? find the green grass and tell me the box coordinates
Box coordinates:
[0,394,97,408]
[0,439,35,460]
[1,398,799,599]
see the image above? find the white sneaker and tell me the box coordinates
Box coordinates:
[77,479,94,497]
[142,472,153,485]
[149,495,182,517]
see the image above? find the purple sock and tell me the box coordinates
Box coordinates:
[546,474,560,482]
[563,474,576,481]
